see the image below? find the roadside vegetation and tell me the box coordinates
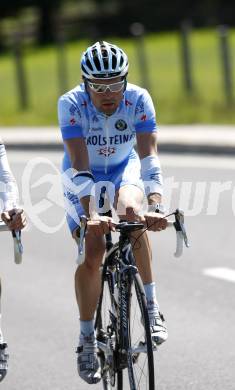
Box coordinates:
[0,29,235,126]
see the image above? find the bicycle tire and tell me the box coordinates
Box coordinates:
[126,272,155,390]
[96,258,123,390]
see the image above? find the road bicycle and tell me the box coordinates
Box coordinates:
[78,209,189,390]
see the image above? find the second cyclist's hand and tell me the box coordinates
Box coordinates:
[1,208,27,230]
[87,215,116,237]
[144,212,167,232]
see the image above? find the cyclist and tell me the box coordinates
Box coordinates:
[0,140,26,382]
[58,41,168,384]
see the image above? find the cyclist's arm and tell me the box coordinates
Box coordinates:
[64,138,98,219]
[136,132,163,205]
[65,137,90,171]
[134,89,163,206]
[58,95,99,219]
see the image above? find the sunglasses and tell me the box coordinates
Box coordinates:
[87,80,125,93]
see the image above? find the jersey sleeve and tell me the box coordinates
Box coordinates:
[134,89,157,133]
[58,95,84,140]
[0,144,19,211]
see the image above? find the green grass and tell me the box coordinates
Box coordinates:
[0,29,235,125]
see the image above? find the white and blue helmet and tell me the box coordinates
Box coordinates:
[81,41,129,80]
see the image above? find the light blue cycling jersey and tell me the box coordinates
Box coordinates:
[58,82,158,174]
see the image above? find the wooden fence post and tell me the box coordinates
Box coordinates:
[12,32,29,110]
[56,27,68,95]
[130,22,151,93]
[180,21,194,95]
[218,25,233,105]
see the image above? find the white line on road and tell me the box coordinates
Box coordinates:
[203,267,235,283]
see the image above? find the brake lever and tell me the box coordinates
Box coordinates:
[11,230,23,264]
[171,209,190,257]
[174,209,190,248]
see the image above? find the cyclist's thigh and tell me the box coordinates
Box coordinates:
[114,184,144,218]
[111,155,145,217]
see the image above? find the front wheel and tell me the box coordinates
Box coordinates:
[126,273,155,390]
[95,264,123,390]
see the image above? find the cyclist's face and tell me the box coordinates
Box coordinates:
[87,76,124,115]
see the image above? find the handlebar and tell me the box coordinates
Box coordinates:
[77,209,189,260]
[0,221,23,264]
[166,209,190,257]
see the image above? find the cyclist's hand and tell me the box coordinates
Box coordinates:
[123,207,143,222]
[144,212,167,232]
[1,208,27,230]
[87,215,116,237]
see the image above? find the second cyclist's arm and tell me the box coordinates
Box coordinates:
[0,142,19,211]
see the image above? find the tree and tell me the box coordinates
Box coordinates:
[0,0,63,47]
[34,0,62,44]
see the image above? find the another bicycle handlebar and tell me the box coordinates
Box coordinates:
[0,221,23,264]
[166,209,190,257]
[77,208,189,259]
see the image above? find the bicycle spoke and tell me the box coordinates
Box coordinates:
[95,265,123,390]
[135,357,148,389]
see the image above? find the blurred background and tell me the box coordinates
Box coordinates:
[0,0,234,126]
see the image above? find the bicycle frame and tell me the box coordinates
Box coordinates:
[96,222,145,368]
[117,230,138,359]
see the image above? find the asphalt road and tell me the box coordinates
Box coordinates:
[1,150,235,390]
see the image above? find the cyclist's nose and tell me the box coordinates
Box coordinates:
[104,87,112,95]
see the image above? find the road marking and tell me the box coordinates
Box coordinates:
[203,267,235,283]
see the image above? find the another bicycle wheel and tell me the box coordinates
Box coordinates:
[126,272,155,390]
[96,261,123,390]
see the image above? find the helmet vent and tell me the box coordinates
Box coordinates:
[103,58,109,70]
[86,59,93,71]
[112,54,117,69]
[94,56,101,71]
[81,64,88,75]
[101,48,108,58]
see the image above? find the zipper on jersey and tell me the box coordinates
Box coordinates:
[104,115,109,174]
